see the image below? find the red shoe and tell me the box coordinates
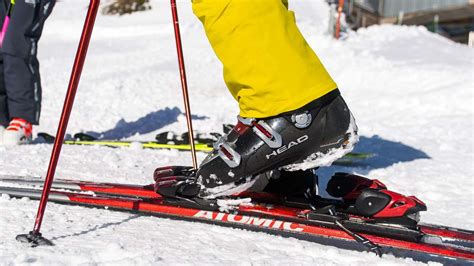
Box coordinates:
[3,118,33,145]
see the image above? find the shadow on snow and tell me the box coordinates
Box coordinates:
[82,107,208,140]
[317,135,430,195]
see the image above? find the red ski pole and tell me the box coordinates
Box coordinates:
[335,0,345,39]
[170,0,198,169]
[16,0,100,247]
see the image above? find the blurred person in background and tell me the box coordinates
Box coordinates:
[0,0,55,145]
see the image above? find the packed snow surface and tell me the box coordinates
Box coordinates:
[0,0,473,265]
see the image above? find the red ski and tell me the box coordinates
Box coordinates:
[0,175,473,264]
[1,175,472,242]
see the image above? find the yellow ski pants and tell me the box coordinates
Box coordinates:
[192,0,338,118]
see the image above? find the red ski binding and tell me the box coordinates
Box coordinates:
[326,173,427,227]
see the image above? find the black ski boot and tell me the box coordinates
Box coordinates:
[260,169,318,198]
[155,89,358,199]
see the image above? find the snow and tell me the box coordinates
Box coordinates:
[217,198,252,212]
[0,0,473,264]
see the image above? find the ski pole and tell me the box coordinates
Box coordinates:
[170,0,198,169]
[335,0,344,39]
[16,0,100,247]
[0,0,15,47]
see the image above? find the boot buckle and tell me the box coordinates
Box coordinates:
[252,120,282,149]
[217,142,241,168]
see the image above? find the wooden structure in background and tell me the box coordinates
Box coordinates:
[345,0,474,43]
